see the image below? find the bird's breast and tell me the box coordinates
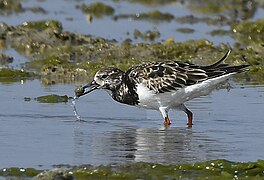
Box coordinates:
[136,83,178,110]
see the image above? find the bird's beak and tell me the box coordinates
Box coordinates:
[74,80,101,98]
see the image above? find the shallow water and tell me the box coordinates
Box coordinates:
[1,0,264,172]
[1,0,263,46]
[0,0,215,43]
[0,80,263,169]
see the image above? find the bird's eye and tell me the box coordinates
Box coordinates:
[101,74,108,79]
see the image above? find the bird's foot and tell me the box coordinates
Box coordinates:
[187,110,193,128]
[187,122,193,128]
[164,117,171,126]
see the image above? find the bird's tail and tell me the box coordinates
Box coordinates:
[202,49,250,78]
[205,49,232,69]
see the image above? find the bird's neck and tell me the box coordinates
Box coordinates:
[111,80,139,106]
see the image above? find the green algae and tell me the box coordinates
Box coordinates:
[28,55,70,72]
[77,2,115,18]
[209,29,231,36]
[114,10,174,22]
[58,160,264,179]
[176,15,233,27]
[232,18,264,45]
[0,0,46,16]
[121,0,176,6]
[0,68,32,77]
[36,94,69,103]
[186,0,258,20]
[0,167,41,178]
[135,10,174,22]
[22,20,62,32]
[0,68,36,83]
[176,28,195,34]
[0,19,263,84]
[1,160,263,179]
[230,47,264,83]
[133,28,160,41]
[36,169,73,180]
[0,0,23,15]
[27,54,90,83]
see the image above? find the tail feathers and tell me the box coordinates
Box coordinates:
[221,64,250,74]
[203,49,232,69]
[201,49,249,78]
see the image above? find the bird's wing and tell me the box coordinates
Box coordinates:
[126,61,208,93]
[125,49,248,94]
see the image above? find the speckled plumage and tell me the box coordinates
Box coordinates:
[78,50,249,127]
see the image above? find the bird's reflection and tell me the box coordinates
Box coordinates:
[72,123,214,165]
[134,127,194,164]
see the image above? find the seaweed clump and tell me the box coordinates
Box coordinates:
[125,0,176,6]
[176,28,195,34]
[1,160,264,179]
[0,19,262,84]
[186,0,258,20]
[0,0,23,15]
[114,10,174,22]
[133,28,160,41]
[36,94,69,103]
[77,2,115,18]
[0,68,35,83]
[0,0,46,15]
[232,18,264,45]
[230,18,264,83]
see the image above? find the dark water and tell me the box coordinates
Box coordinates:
[0,80,263,169]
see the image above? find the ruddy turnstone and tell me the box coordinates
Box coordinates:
[75,50,249,127]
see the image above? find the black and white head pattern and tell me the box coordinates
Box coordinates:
[94,67,125,91]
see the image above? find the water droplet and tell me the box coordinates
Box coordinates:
[71,96,82,121]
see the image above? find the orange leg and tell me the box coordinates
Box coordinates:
[164,117,171,126]
[186,109,193,128]
[179,104,193,128]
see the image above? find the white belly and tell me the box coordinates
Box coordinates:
[136,73,234,110]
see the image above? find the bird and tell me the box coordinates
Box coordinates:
[75,50,249,127]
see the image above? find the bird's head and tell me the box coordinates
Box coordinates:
[93,67,124,90]
[75,67,124,97]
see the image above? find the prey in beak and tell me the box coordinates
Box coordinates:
[74,80,101,98]
[74,67,125,98]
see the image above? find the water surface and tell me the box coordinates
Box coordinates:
[2,0,263,46]
[0,80,263,169]
[1,0,264,170]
